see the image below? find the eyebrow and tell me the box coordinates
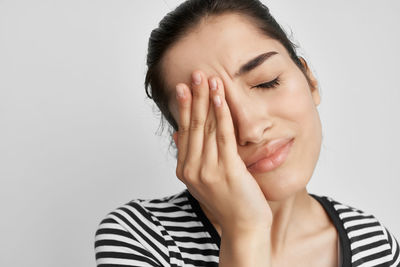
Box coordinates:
[234,51,278,78]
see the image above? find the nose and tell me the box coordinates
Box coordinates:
[233,102,272,146]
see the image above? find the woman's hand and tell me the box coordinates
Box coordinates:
[173,70,273,234]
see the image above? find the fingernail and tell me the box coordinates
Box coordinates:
[176,85,185,99]
[213,95,221,107]
[210,78,217,91]
[192,72,201,85]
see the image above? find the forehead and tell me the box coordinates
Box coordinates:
[162,13,287,100]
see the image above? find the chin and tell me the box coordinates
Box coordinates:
[256,171,309,202]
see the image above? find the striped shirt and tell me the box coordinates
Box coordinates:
[94,189,400,267]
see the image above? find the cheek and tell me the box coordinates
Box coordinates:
[290,91,315,126]
[273,73,313,119]
[168,100,180,128]
[277,72,321,139]
[284,75,322,166]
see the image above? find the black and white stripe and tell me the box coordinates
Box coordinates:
[95,190,399,267]
[329,198,399,266]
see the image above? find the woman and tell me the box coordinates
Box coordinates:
[94,0,399,266]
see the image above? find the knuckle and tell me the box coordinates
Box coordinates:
[199,167,213,184]
[191,86,203,98]
[224,164,238,178]
[190,117,205,130]
[204,120,216,135]
[216,133,229,145]
[182,166,195,181]
[179,125,190,134]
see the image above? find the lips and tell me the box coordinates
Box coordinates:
[246,137,294,168]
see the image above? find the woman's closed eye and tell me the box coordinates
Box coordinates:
[253,77,280,89]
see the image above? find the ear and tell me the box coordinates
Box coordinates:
[172,131,178,147]
[298,57,320,107]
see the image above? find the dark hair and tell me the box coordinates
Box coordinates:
[144,0,315,154]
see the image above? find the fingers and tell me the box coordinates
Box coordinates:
[209,77,238,163]
[186,71,210,164]
[175,71,237,182]
[202,77,218,166]
[175,83,191,179]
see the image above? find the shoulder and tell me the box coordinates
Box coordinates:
[94,189,191,267]
[98,188,192,226]
[311,193,400,266]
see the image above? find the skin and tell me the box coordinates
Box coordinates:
[161,13,338,266]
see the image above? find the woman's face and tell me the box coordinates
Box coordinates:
[162,13,322,201]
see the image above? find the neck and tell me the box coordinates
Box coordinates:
[267,188,313,254]
[198,188,326,256]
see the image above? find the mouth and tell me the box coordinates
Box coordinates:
[247,138,294,173]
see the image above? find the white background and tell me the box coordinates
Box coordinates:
[0,0,399,266]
